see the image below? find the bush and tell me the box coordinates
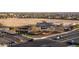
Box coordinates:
[73,24,79,28]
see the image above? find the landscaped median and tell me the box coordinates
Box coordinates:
[21,34,33,38]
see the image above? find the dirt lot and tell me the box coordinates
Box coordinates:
[0,18,79,27]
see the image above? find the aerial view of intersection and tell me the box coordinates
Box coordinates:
[0,12,79,47]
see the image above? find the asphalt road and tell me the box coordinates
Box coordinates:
[0,29,79,47]
[11,39,67,47]
[0,30,31,46]
[11,29,79,47]
[48,29,79,42]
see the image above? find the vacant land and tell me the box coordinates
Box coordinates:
[0,18,79,27]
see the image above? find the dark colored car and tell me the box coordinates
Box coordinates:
[66,40,76,45]
[28,38,34,42]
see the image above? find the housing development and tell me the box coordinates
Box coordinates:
[0,12,79,47]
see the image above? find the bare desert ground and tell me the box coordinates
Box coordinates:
[0,18,79,27]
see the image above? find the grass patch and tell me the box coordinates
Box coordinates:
[75,45,79,47]
[22,34,33,38]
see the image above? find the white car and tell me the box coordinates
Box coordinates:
[54,36,63,40]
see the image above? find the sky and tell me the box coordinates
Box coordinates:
[0,0,79,12]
